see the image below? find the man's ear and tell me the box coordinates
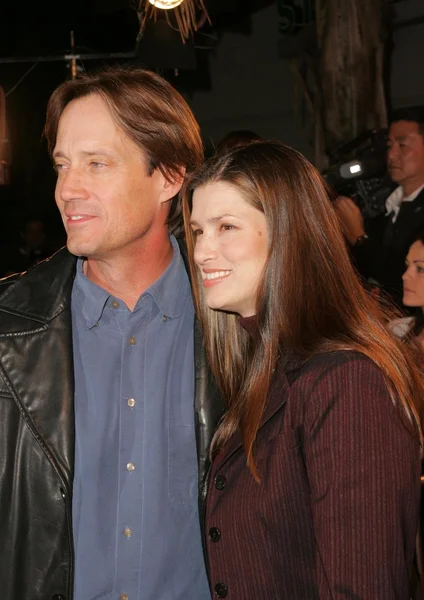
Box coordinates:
[161,166,187,203]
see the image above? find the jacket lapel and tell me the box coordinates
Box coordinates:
[214,366,292,471]
[0,249,77,487]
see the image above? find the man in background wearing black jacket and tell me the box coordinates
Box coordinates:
[335,106,424,308]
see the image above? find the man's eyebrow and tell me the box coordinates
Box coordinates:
[52,149,115,159]
[391,134,417,142]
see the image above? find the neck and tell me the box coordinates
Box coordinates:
[401,176,424,197]
[84,230,173,311]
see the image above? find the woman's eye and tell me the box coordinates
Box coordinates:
[192,228,203,237]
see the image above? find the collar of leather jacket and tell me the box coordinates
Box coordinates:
[0,248,77,329]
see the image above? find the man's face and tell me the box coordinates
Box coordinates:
[387,120,424,187]
[53,94,173,260]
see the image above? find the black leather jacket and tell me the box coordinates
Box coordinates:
[0,248,222,600]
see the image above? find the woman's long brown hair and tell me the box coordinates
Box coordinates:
[182,141,424,479]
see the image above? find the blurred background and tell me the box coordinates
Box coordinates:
[0,0,423,273]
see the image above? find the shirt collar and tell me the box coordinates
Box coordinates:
[73,235,186,329]
[142,235,187,319]
[73,259,110,329]
[385,184,424,219]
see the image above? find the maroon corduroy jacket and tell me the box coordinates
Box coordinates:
[205,351,421,599]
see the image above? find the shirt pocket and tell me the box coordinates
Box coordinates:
[167,423,198,507]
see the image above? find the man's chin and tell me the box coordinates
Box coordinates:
[388,169,402,183]
[66,239,93,258]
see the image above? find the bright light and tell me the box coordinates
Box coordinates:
[339,160,363,179]
[149,0,184,8]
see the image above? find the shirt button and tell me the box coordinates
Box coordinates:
[162,315,167,322]
[127,398,136,408]
[120,595,128,600]
[209,527,221,542]
[126,462,136,472]
[128,336,136,346]
[214,474,227,490]
[123,527,132,538]
[214,582,228,597]
[112,300,119,309]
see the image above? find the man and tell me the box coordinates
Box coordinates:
[0,68,221,600]
[335,106,424,308]
[3,216,50,275]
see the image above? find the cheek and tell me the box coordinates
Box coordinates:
[403,150,419,167]
[416,279,424,298]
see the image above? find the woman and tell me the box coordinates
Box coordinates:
[182,141,424,599]
[391,233,424,350]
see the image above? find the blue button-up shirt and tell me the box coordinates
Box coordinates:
[71,235,210,600]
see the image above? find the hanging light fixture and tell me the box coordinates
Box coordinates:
[148,0,184,8]
[139,0,209,42]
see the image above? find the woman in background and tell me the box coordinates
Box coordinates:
[392,232,424,351]
[183,141,423,599]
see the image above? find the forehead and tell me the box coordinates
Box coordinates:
[389,120,421,139]
[54,94,140,157]
[408,240,424,260]
[58,94,115,133]
[192,182,250,214]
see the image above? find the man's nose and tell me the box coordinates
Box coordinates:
[387,144,398,163]
[57,168,89,202]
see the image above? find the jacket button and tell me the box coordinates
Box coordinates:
[52,595,66,600]
[214,582,228,597]
[214,474,227,490]
[209,527,221,542]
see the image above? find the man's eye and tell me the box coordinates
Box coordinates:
[221,224,235,231]
[417,267,424,274]
[53,163,66,172]
[90,161,105,168]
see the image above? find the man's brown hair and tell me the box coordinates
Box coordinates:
[44,67,204,237]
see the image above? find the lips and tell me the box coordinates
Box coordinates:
[202,270,232,281]
[201,269,232,288]
[65,214,96,225]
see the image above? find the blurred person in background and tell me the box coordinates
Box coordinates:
[215,129,262,155]
[3,216,51,275]
[335,106,424,309]
[391,232,424,350]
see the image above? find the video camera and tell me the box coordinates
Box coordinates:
[322,129,396,219]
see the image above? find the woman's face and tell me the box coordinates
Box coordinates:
[190,181,268,318]
[403,240,424,307]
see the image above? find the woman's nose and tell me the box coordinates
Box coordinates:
[194,234,218,265]
[402,266,412,281]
